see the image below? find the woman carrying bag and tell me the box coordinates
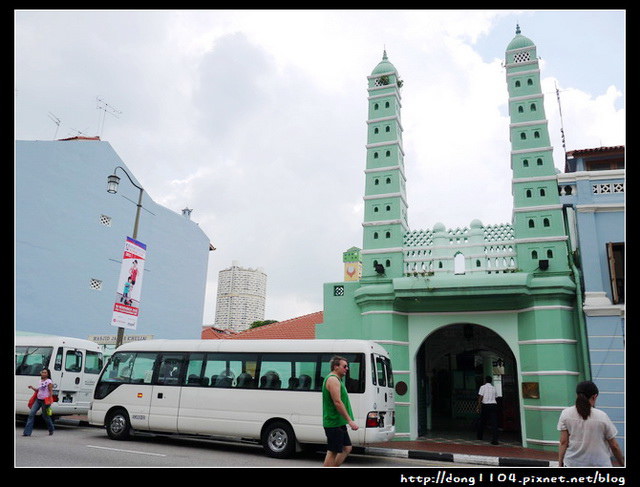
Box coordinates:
[22,368,55,436]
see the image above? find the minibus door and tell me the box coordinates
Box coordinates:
[373,355,394,430]
[148,353,185,433]
[57,349,84,407]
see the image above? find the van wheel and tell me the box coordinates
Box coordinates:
[106,409,131,440]
[261,421,296,458]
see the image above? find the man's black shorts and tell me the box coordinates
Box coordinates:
[324,425,352,453]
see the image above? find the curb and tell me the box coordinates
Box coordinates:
[363,446,559,467]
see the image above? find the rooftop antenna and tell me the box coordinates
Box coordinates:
[555,82,567,160]
[96,96,122,137]
[47,112,61,139]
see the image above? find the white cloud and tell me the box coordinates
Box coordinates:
[15,10,625,331]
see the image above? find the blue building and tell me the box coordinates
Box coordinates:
[559,145,625,452]
[15,137,213,340]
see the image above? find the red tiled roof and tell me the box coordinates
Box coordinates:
[201,311,323,340]
[566,145,624,157]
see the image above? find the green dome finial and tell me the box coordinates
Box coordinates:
[516,24,521,35]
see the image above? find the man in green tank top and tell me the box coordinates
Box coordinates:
[322,355,359,467]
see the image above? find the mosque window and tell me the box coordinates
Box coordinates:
[374,103,379,110]
[386,177,391,184]
[374,178,379,185]
[518,106,524,113]
[530,103,537,111]
[537,158,543,165]
[385,101,390,108]
[523,159,529,167]
[543,218,550,227]
[386,205,391,212]
[534,131,540,139]
[374,127,379,134]
[386,150,391,157]
[374,152,379,159]
[520,133,527,140]
[526,189,532,198]
[531,250,538,259]
[385,231,391,239]
[547,249,553,258]
[528,219,535,228]
[385,259,391,267]
[514,51,530,63]
[539,188,546,197]
[527,78,533,85]
[515,80,521,88]
[385,126,390,132]
[374,232,379,239]
[374,207,379,213]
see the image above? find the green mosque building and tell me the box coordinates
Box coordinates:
[317,27,595,451]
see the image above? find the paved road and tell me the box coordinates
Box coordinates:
[15,420,474,468]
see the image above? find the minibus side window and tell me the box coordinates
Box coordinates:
[15,346,53,376]
[130,353,157,384]
[156,353,186,385]
[85,351,104,375]
[376,356,387,387]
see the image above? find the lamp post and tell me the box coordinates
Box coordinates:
[107,166,144,348]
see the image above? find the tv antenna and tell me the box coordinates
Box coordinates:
[555,82,567,160]
[47,112,61,139]
[96,96,122,137]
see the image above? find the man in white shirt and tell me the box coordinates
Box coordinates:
[476,376,500,445]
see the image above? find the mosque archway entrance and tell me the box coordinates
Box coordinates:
[416,323,521,442]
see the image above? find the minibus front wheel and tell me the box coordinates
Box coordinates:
[106,408,132,440]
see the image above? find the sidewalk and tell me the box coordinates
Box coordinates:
[366,438,558,467]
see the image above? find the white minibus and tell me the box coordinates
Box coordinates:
[89,339,395,458]
[15,334,105,418]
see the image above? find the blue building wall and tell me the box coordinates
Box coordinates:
[16,139,211,340]
[558,146,625,453]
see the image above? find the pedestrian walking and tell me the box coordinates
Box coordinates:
[23,368,55,436]
[476,375,500,445]
[322,355,359,467]
[558,380,624,467]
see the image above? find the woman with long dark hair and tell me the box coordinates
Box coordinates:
[22,368,55,436]
[557,380,624,466]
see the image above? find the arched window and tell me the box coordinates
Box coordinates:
[518,106,524,113]
[532,250,538,259]
[386,150,391,157]
[385,205,391,211]
[527,78,533,85]
[539,188,546,197]
[523,159,529,167]
[543,218,550,227]
[385,231,391,239]
[374,178,379,185]
[520,132,527,140]
[528,219,535,228]
[373,232,379,239]
[374,207,379,213]
[385,101,390,108]
[454,253,465,274]
[374,103,379,110]
[374,152,379,159]
[385,259,391,267]
[534,131,540,139]
[385,126,391,132]
[530,103,537,111]
[547,249,554,258]
[537,158,543,165]
[374,127,379,134]
[526,189,532,198]
[515,80,521,88]
[386,177,391,184]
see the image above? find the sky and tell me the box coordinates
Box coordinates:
[15,9,625,331]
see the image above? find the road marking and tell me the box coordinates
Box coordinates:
[86,445,166,457]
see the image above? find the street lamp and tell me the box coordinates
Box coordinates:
[107,166,144,348]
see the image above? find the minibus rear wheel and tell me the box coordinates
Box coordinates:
[261,420,296,459]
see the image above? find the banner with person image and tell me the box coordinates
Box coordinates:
[111,237,146,330]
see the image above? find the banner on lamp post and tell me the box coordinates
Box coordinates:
[111,236,146,331]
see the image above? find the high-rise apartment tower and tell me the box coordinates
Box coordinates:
[214,261,267,332]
